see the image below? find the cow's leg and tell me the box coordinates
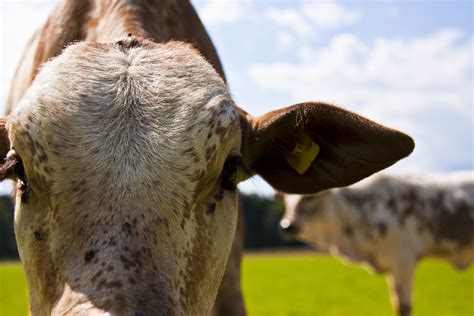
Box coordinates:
[387,257,416,316]
[211,203,246,316]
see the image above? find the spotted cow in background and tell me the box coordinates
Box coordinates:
[1,0,414,314]
[279,171,474,316]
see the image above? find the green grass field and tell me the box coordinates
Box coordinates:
[1,253,473,315]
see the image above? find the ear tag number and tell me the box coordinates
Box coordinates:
[285,135,320,175]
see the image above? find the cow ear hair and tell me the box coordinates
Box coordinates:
[238,102,414,194]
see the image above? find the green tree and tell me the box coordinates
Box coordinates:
[241,194,304,249]
[0,196,18,259]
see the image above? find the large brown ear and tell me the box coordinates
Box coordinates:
[0,117,14,180]
[239,102,414,194]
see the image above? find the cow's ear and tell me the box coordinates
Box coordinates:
[0,117,14,180]
[239,102,414,194]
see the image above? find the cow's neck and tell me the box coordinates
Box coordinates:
[35,0,188,75]
[43,0,154,45]
[83,0,150,42]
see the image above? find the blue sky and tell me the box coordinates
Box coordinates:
[1,0,473,195]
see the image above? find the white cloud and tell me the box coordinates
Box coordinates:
[276,30,294,50]
[196,0,253,26]
[265,1,361,38]
[265,7,313,38]
[250,29,472,114]
[303,1,361,28]
[248,29,473,173]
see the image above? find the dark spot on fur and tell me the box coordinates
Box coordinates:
[435,199,474,246]
[343,225,353,236]
[377,222,387,237]
[34,230,44,241]
[38,152,48,162]
[207,203,216,215]
[122,222,133,234]
[387,198,396,209]
[214,188,224,200]
[84,249,96,264]
[108,236,117,246]
[398,189,418,225]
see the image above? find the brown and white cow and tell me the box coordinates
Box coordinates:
[1,0,414,314]
[279,172,474,316]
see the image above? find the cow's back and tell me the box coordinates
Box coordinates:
[338,172,474,269]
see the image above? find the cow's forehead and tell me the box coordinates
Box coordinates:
[8,39,240,200]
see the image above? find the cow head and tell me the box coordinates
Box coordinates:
[278,192,341,249]
[0,37,414,314]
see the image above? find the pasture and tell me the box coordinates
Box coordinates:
[0,253,473,315]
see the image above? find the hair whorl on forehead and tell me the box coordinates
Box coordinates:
[116,34,151,51]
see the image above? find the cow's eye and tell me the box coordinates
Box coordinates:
[6,151,29,202]
[220,155,243,191]
[14,156,27,185]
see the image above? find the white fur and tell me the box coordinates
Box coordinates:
[9,40,241,315]
[282,172,474,316]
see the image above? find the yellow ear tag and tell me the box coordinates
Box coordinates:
[285,135,320,175]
